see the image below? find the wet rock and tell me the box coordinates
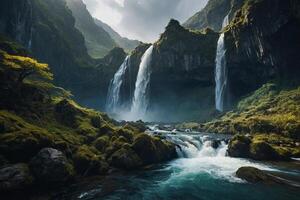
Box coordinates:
[227,135,251,158]
[29,148,75,184]
[236,167,270,183]
[0,163,34,192]
[236,166,300,187]
[211,140,221,149]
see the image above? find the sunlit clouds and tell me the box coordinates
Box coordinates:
[83,0,208,42]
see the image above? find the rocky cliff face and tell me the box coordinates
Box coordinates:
[224,0,300,107]
[184,0,246,31]
[148,20,218,121]
[117,20,219,122]
[0,0,91,87]
[0,0,126,111]
[74,47,127,110]
[94,18,140,53]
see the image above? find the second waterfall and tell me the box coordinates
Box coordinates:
[215,15,229,112]
[130,45,154,120]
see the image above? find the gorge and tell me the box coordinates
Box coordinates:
[0,0,300,199]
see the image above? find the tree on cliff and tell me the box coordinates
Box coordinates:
[0,50,53,83]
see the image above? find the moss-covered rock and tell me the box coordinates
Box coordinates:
[132,134,177,165]
[109,145,143,170]
[249,142,281,160]
[73,145,108,175]
[228,135,251,158]
[0,111,55,162]
[236,166,273,183]
[93,135,110,152]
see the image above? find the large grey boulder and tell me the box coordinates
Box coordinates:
[30,148,75,184]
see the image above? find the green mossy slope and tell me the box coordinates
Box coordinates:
[203,83,300,159]
[0,38,177,182]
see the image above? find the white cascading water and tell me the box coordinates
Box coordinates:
[147,128,276,182]
[106,55,130,113]
[130,45,154,120]
[215,15,229,112]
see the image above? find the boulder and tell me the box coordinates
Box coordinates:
[236,167,270,183]
[29,148,74,184]
[249,142,280,160]
[110,146,143,170]
[236,166,300,187]
[227,135,251,158]
[132,134,177,165]
[73,145,108,176]
[0,163,34,192]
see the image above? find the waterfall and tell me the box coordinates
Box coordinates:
[130,45,154,120]
[215,15,229,112]
[106,55,130,113]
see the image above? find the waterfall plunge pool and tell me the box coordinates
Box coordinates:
[55,129,300,200]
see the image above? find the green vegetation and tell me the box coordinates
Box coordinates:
[156,20,218,60]
[204,83,300,160]
[0,50,52,83]
[0,39,176,185]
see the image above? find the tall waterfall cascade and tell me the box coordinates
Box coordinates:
[215,15,229,112]
[130,45,154,120]
[106,55,131,113]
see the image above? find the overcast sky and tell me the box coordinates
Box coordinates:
[83,0,208,42]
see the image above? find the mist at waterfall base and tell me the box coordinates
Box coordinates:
[57,129,300,200]
[105,44,215,122]
[105,45,154,122]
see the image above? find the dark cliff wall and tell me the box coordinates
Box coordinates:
[149,20,219,121]
[65,0,116,59]
[224,0,300,108]
[0,0,126,111]
[118,20,218,122]
[184,0,246,31]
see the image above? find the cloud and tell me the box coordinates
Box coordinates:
[83,0,208,42]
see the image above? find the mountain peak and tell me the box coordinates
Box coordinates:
[166,19,182,31]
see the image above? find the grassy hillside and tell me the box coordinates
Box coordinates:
[203,83,300,159]
[0,38,176,193]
